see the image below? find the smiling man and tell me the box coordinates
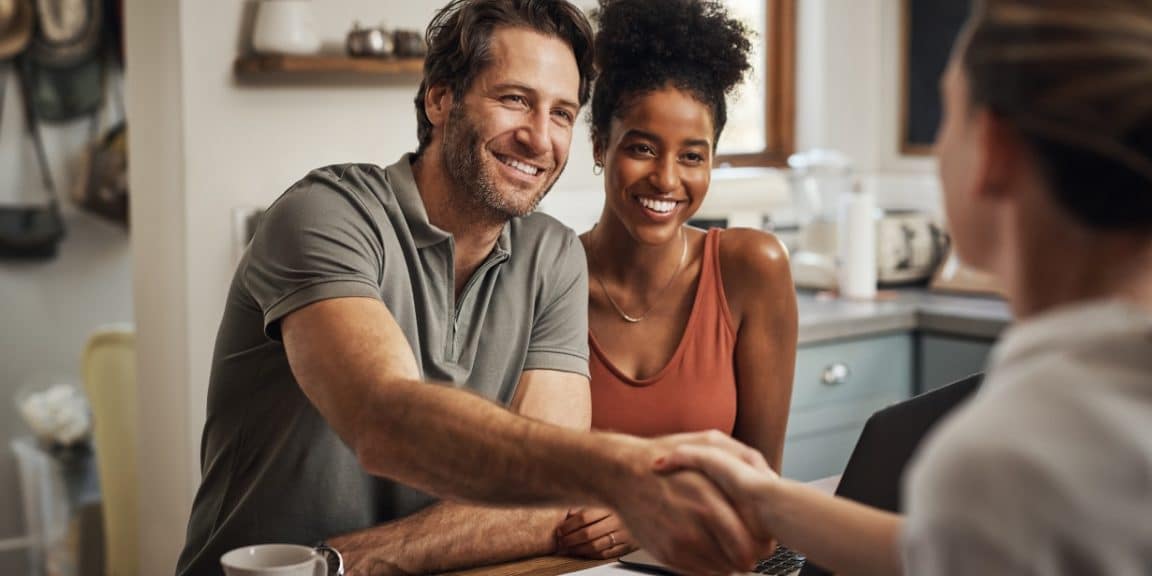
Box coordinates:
[175,1,763,576]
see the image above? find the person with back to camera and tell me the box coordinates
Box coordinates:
[657,0,1152,574]
[555,0,799,560]
[175,0,766,574]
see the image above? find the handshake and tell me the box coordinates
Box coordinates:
[571,431,783,576]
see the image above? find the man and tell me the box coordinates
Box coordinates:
[176,1,761,575]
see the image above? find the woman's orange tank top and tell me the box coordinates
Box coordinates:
[589,228,737,437]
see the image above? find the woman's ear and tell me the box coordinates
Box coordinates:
[424,85,453,129]
[592,134,605,166]
[974,110,1023,201]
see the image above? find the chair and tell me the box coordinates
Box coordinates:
[82,326,138,576]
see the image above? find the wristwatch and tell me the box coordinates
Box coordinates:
[314,542,345,576]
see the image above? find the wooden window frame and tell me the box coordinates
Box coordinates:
[717,0,797,168]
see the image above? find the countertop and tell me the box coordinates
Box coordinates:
[798,289,1013,345]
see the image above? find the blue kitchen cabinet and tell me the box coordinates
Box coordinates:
[781,333,914,482]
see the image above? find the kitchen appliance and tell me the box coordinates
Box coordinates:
[787,149,948,291]
[791,208,949,290]
[875,210,948,285]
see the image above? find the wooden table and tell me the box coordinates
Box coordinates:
[441,476,841,576]
[443,556,612,576]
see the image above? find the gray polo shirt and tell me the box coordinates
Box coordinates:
[176,155,589,576]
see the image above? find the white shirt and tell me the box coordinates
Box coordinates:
[901,300,1152,575]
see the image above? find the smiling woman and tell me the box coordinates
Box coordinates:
[556,0,799,561]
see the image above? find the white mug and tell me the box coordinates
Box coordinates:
[221,544,328,576]
[251,0,321,55]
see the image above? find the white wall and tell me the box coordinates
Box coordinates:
[126,0,939,572]
[0,67,133,572]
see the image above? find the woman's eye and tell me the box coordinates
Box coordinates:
[683,152,706,164]
[627,144,656,156]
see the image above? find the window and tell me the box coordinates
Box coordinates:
[717,0,796,167]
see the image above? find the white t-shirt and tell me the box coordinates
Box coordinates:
[901,300,1152,575]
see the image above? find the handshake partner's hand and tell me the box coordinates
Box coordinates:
[594,431,779,576]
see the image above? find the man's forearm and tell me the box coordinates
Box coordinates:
[328,502,566,575]
[353,378,637,509]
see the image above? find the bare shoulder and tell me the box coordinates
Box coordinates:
[716,228,794,320]
[718,228,792,286]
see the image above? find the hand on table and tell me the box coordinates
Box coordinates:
[555,507,636,559]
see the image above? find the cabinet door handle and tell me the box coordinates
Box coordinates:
[821,363,850,386]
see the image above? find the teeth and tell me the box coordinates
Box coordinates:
[639,197,677,214]
[498,155,542,176]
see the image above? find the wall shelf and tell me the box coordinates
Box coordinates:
[233,54,424,83]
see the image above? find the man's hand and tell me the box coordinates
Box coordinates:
[556,508,636,559]
[595,431,773,576]
[653,432,780,549]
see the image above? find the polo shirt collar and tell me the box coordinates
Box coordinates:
[386,153,513,257]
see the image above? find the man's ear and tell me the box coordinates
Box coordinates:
[974,110,1022,201]
[424,84,453,129]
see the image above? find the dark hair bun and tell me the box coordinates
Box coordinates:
[593,0,753,95]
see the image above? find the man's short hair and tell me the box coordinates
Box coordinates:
[413,0,595,156]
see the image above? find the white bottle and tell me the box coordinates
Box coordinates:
[838,180,877,300]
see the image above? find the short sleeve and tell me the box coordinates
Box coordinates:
[522,229,590,378]
[243,169,386,340]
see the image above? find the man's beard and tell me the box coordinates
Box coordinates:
[441,104,563,223]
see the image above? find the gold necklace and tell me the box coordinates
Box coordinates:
[591,226,688,323]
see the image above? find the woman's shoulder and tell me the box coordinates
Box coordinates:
[714,228,793,309]
[716,228,789,277]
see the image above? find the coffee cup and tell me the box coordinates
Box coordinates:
[221,544,333,576]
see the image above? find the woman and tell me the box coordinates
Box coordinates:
[659,0,1152,574]
[556,0,799,559]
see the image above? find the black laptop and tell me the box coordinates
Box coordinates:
[619,372,985,576]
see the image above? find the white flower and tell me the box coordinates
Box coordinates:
[17,383,92,447]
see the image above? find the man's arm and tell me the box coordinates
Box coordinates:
[327,370,589,575]
[282,297,761,574]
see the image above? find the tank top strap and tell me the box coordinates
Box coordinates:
[702,228,737,337]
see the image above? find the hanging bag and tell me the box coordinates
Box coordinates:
[71,57,125,225]
[26,0,103,122]
[0,58,66,260]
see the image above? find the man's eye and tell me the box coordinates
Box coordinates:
[502,95,528,106]
[553,110,575,124]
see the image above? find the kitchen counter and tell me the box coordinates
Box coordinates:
[798,289,1012,345]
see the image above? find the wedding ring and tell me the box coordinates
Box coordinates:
[608,532,617,547]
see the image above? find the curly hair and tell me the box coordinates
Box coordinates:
[414,0,596,156]
[590,0,754,152]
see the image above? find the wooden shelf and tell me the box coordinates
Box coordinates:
[233,54,424,82]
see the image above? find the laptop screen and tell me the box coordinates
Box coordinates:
[797,373,983,576]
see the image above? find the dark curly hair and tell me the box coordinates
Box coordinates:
[590,0,753,153]
[414,0,596,156]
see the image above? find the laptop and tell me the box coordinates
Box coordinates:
[618,373,984,576]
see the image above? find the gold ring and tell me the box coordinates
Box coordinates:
[608,533,617,547]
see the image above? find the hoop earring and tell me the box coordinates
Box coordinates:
[593,162,604,176]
